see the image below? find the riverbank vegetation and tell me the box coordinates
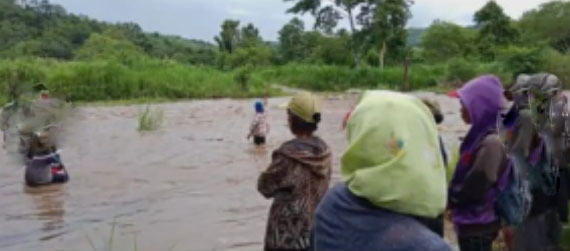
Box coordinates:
[0,0,569,104]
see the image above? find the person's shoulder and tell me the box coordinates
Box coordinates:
[383,220,452,251]
[316,183,350,211]
[481,133,504,150]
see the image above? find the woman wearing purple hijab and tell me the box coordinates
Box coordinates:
[448,75,509,251]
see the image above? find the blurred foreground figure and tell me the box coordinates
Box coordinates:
[503,73,569,251]
[314,91,450,251]
[1,85,70,186]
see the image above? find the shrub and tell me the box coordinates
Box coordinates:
[542,49,570,88]
[138,105,163,131]
[498,46,546,78]
[447,58,478,83]
[0,59,47,101]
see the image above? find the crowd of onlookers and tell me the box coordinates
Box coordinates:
[249,73,569,251]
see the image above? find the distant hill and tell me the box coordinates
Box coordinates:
[0,0,216,64]
[407,28,426,47]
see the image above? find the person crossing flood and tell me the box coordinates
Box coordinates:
[24,128,69,187]
[257,92,332,251]
[248,101,270,146]
[313,91,450,251]
[448,75,509,251]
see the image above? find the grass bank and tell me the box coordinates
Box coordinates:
[0,58,279,105]
[254,61,512,92]
[2,53,569,106]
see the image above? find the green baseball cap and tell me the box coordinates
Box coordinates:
[287,92,321,124]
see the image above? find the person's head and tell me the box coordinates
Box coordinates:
[504,74,530,104]
[287,92,321,138]
[449,75,505,151]
[449,75,504,126]
[342,91,446,218]
[526,73,563,129]
[254,101,264,114]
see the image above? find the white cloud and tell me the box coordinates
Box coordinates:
[227,8,254,17]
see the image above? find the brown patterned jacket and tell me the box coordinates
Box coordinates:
[258,136,332,251]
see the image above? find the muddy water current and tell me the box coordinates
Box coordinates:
[0,93,468,251]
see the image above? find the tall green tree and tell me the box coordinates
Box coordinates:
[240,23,262,48]
[284,0,365,65]
[284,0,412,67]
[278,17,306,62]
[518,1,570,52]
[474,1,518,60]
[357,0,412,68]
[214,20,241,54]
[420,20,476,62]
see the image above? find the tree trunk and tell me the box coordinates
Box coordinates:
[347,8,360,67]
[379,40,386,69]
[403,55,410,91]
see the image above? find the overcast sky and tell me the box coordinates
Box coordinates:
[49,0,551,42]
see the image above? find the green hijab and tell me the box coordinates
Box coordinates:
[342,91,447,218]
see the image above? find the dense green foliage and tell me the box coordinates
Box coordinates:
[419,21,476,62]
[0,0,217,63]
[0,58,276,101]
[1,0,570,104]
[518,1,570,52]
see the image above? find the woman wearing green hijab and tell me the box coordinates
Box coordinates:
[313,91,450,251]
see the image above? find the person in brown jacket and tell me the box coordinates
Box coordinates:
[257,92,332,251]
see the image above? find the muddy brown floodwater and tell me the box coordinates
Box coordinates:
[0,93,468,251]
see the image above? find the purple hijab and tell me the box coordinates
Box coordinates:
[458,75,505,152]
[450,75,506,228]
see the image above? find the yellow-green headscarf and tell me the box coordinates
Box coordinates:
[342,91,447,218]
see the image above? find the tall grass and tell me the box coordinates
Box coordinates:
[5,53,569,105]
[255,62,512,92]
[0,58,278,104]
[138,105,163,131]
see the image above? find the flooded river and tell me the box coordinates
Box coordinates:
[0,93,468,251]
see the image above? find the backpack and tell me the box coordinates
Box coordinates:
[495,154,533,226]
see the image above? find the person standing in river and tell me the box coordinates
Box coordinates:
[448,75,509,251]
[248,101,269,146]
[257,91,332,251]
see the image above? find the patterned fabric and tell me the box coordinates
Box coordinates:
[258,137,332,251]
[250,113,269,138]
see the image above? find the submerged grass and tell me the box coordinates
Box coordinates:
[138,105,163,131]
